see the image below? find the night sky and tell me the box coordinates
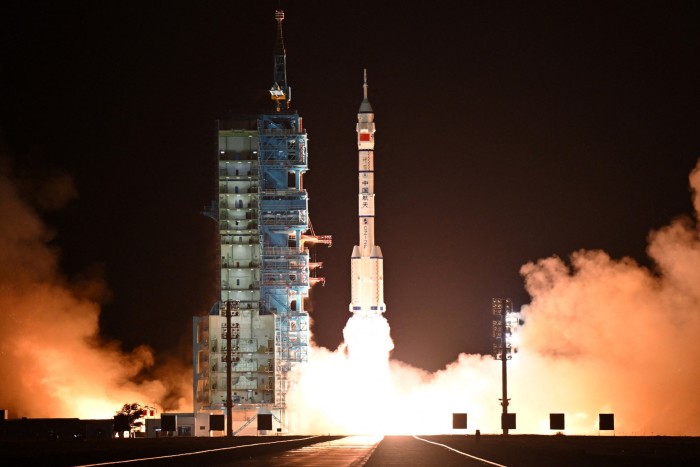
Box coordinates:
[2,2,699,373]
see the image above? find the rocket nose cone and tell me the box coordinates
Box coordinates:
[359,99,373,113]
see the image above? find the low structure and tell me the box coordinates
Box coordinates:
[0,417,113,440]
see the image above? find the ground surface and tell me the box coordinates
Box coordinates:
[0,435,342,466]
[373,435,699,466]
[0,434,698,466]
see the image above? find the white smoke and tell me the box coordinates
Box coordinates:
[0,157,192,419]
[289,158,700,436]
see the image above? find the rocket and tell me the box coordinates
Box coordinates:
[349,70,386,317]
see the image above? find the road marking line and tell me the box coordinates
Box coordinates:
[413,435,508,467]
[73,435,323,466]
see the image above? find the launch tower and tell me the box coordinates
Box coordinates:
[193,9,330,434]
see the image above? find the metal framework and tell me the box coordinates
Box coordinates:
[492,297,519,435]
[257,111,313,412]
[192,10,330,434]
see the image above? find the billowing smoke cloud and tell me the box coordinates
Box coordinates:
[0,157,191,419]
[514,159,700,435]
[289,159,700,436]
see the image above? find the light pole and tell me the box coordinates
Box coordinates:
[492,298,518,435]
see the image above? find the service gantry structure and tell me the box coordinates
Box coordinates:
[193,9,331,433]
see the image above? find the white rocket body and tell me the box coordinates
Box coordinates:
[350,71,386,317]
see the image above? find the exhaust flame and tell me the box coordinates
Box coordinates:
[3,151,698,435]
[343,314,393,371]
[0,159,191,420]
[288,159,700,436]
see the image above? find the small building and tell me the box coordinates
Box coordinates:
[146,412,221,438]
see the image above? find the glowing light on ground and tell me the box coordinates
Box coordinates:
[287,160,700,437]
[0,168,191,420]
[2,154,699,435]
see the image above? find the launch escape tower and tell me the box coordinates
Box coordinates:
[192,10,331,431]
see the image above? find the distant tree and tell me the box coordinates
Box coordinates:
[115,403,145,437]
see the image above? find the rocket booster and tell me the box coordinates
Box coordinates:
[350,70,386,317]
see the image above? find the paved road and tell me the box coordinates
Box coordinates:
[220,435,503,467]
[365,436,504,466]
[220,435,697,467]
[216,435,383,466]
[367,435,698,467]
[51,434,697,466]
